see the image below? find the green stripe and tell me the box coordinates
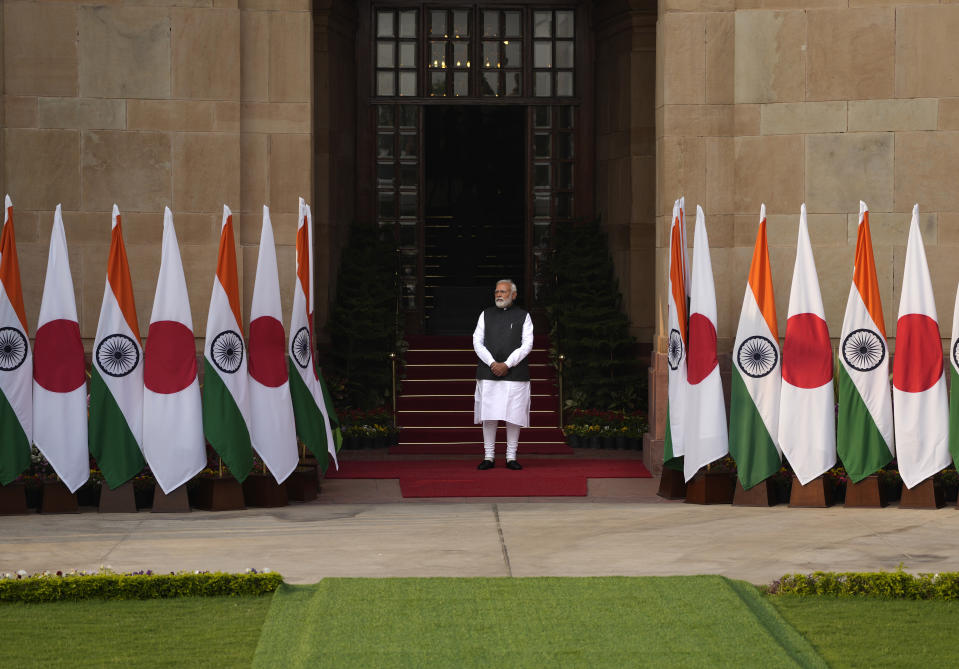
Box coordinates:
[289,360,331,473]
[728,367,781,490]
[836,364,893,483]
[202,359,254,483]
[316,371,343,453]
[950,367,959,468]
[663,405,683,472]
[0,389,30,486]
[88,367,146,489]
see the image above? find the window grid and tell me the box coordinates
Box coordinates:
[376,104,421,309]
[531,105,575,300]
[427,9,471,97]
[532,9,574,98]
[376,9,419,97]
[480,9,523,97]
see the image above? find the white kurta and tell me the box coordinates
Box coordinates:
[473,310,534,427]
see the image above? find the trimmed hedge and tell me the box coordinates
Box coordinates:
[0,571,283,604]
[769,569,959,600]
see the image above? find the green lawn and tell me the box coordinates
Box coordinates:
[4,580,959,668]
[0,596,271,668]
[771,595,959,668]
[253,576,825,668]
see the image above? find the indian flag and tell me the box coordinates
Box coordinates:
[33,205,89,493]
[203,205,254,482]
[248,206,298,484]
[894,204,950,489]
[89,205,146,489]
[950,280,959,467]
[729,205,781,490]
[142,208,206,494]
[0,195,32,486]
[288,198,340,472]
[837,202,894,483]
[683,205,728,482]
[778,204,836,485]
[663,197,688,472]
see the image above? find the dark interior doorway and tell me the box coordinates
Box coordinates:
[424,105,525,334]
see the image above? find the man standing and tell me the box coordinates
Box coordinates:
[473,279,534,470]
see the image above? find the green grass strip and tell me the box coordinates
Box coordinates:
[772,595,959,668]
[253,577,826,669]
[0,596,271,668]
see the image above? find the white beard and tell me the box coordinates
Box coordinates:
[495,297,512,308]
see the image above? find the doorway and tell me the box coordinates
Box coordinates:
[424,105,526,334]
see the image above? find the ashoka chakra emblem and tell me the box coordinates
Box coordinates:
[737,335,778,378]
[842,328,885,372]
[667,328,684,371]
[211,330,244,374]
[0,327,28,372]
[291,327,311,369]
[953,339,959,371]
[96,334,139,377]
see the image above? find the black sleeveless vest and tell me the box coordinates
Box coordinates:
[475,306,530,382]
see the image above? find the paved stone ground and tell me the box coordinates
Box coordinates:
[3,474,959,585]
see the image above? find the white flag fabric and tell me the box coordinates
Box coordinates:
[248,206,299,484]
[33,205,89,492]
[142,208,206,494]
[683,205,728,482]
[664,198,688,469]
[893,204,950,489]
[778,204,836,485]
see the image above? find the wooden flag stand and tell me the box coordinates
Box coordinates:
[844,475,886,508]
[685,470,735,505]
[287,464,319,502]
[243,471,289,508]
[656,468,686,499]
[151,484,191,512]
[98,481,137,513]
[788,475,833,508]
[40,481,79,513]
[733,478,776,506]
[899,476,943,509]
[0,482,29,515]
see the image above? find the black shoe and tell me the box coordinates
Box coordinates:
[506,460,523,470]
[477,459,494,470]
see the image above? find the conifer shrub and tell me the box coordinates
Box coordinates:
[327,222,403,409]
[544,218,645,412]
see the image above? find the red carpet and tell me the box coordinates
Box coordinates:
[389,443,573,455]
[325,459,651,498]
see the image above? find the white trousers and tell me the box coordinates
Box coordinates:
[482,420,521,460]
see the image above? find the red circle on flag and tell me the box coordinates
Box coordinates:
[782,313,833,389]
[144,320,197,394]
[893,313,943,393]
[248,316,289,388]
[33,319,86,392]
[686,313,718,384]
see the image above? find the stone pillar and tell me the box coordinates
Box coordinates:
[642,351,669,475]
[593,0,657,344]
[313,0,357,338]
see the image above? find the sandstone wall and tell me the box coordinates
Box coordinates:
[648,1,959,469]
[1,0,328,345]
